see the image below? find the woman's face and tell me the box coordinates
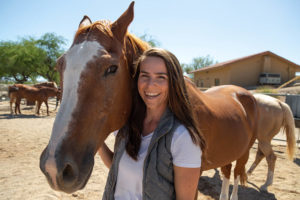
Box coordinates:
[138,56,169,112]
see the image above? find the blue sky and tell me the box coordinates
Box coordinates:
[1,0,300,65]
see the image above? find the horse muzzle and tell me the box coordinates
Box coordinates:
[39,145,94,193]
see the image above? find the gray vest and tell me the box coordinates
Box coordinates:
[102,109,180,200]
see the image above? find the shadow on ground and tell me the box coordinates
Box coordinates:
[198,169,277,200]
[0,113,42,120]
[294,158,300,167]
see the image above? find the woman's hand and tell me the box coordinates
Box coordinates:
[98,143,114,168]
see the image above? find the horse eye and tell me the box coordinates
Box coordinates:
[104,65,118,76]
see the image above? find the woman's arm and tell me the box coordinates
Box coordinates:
[174,166,200,200]
[98,143,114,168]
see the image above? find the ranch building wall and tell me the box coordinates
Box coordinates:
[191,51,300,89]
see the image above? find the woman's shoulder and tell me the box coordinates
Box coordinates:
[171,124,194,145]
[173,124,189,137]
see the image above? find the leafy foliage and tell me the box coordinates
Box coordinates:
[181,55,217,74]
[0,38,45,83]
[0,33,66,83]
[139,34,160,47]
[36,33,66,83]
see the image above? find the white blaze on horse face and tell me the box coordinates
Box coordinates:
[45,41,104,189]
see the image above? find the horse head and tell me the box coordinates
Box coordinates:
[40,2,147,193]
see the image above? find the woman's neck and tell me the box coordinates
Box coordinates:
[142,106,167,136]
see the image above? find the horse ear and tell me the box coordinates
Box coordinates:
[111,1,135,44]
[79,15,92,29]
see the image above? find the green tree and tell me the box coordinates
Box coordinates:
[0,33,66,83]
[181,63,193,74]
[190,55,217,70]
[36,33,66,83]
[0,38,45,83]
[139,34,160,47]
[182,55,217,74]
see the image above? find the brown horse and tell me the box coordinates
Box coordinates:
[32,82,61,110]
[9,82,59,114]
[247,93,296,191]
[39,3,259,199]
[34,82,61,110]
[8,84,60,115]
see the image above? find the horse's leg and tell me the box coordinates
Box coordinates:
[36,101,41,115]
[231,150,250,200]
[10,99,13,114]
[16,98,21,114]
[55,96,59,110]
[15,103,19,114]
[257,141,276,191]
[45,100,49,115]
[14,102,17,114]
[247,145,265,176]
[220,164,232,200]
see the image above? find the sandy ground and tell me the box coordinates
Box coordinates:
[0,99,300,200]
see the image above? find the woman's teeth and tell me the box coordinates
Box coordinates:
[146,92,159,97]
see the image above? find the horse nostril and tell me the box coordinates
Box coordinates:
[62,163,77,185]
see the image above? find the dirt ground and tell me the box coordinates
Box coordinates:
[0,99,300,200]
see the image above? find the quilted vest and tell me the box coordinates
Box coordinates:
[102,108,180,200]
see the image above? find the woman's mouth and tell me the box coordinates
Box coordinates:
[145,92,160,98]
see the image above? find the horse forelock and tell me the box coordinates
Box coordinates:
[74,20,113,45]
[75,19,149,73]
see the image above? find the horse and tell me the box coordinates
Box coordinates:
[39,2,259,199]
[34,82,61,110]
[8,84,60,115]
[247,93,296,191]
[9,82,60,114]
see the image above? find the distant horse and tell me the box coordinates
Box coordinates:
[8,84,60,115]
[40,3,259,200]
[247,93,296,191]
[9,82,59,114]
[34,82,61,110]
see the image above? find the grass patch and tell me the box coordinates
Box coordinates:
[255,86,278,94]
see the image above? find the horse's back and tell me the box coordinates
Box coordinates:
[187,84,259,170]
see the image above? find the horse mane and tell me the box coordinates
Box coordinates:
[124,33,150,75]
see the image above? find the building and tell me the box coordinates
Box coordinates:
[191,51,300,89]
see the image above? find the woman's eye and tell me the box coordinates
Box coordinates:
[140,74,149,78]
[104,65,118,76]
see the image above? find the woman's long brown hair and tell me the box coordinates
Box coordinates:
[120,48,206,160]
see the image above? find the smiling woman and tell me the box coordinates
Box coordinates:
[99,48,205,200]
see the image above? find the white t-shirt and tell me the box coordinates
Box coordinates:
[114,125,202,200]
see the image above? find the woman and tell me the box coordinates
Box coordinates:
[99,48,206,200]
